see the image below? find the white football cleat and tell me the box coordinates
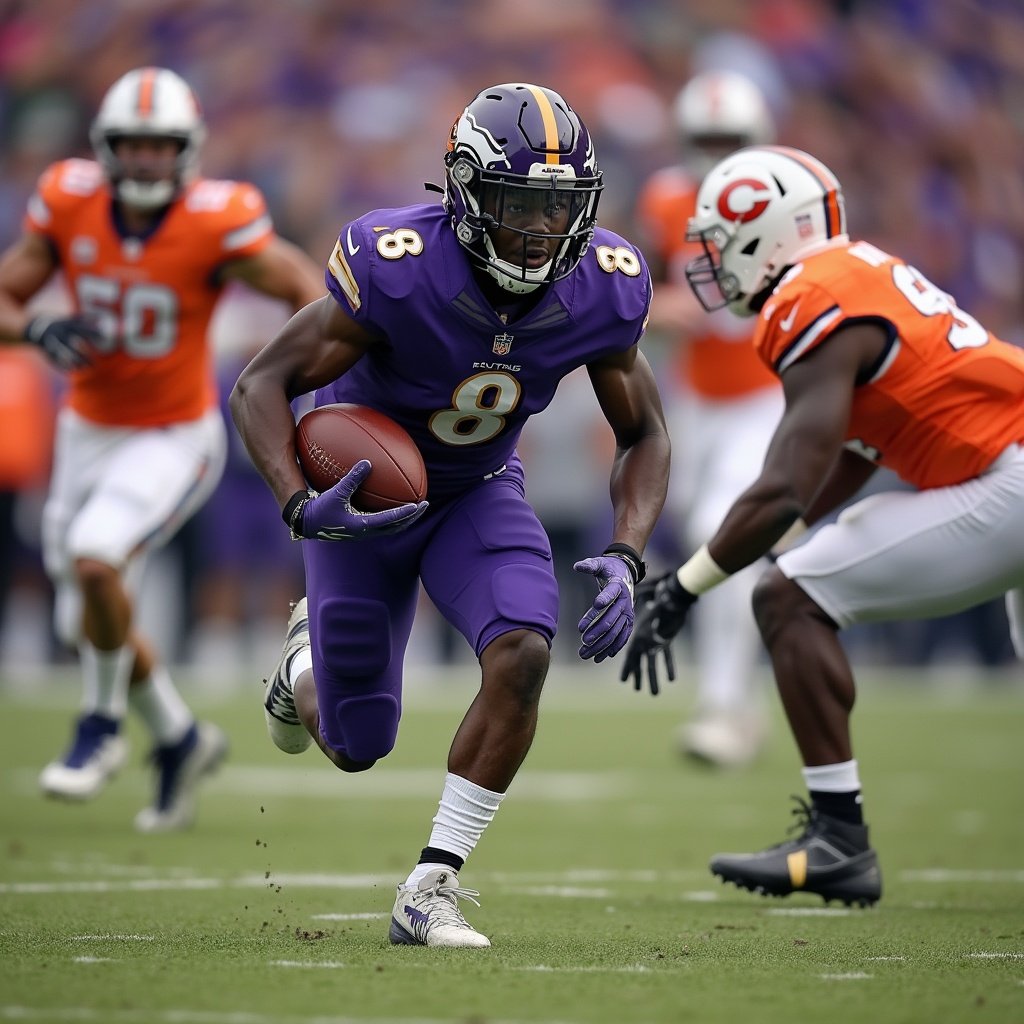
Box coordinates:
[388,868,491,948]
[134,720,229,833]
[263,598,313,754]
[677,709,767,769]
[40,713,129,801]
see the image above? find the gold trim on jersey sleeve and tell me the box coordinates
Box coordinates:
[328,239,361,312]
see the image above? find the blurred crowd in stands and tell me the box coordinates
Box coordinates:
[2,0,1022,675]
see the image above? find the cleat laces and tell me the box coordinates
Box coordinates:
[402,876,482,943]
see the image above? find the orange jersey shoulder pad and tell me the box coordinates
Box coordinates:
[755,239,1024,488]
[25,159,106,234]
[180,178,274,258]
[754,244,894,374]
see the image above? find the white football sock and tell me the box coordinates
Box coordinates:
[404,773,505,888]
[287,647,313,689]
[129,665,193,745]
[802,759,861,793]
[80,642,132,720]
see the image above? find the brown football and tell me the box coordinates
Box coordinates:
[294,403,427,512]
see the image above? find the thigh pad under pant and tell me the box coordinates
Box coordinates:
[312,594,402,762]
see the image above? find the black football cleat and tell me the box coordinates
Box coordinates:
[710,797,882,907]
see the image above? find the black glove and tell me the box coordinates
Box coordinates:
[619,570,698,695]
[24,315,103,370]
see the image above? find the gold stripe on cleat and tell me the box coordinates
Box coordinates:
[787,850,808,889]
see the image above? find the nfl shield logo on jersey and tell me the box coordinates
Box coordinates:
[493,333,514,355]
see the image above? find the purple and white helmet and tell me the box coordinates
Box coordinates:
[444,83,603,294]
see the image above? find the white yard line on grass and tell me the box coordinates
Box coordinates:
[765,908,852,917]
[513,965,654,974]
[504,886,613,898]
[268,961,347,969]
[0,868,705,896]
[4,863,1021,896]
[901,869,1024,883]
[11,765,633,801]
[0,1009,580,1024]
[310,913,385,921]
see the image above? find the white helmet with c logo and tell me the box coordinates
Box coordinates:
[685,145,847,316]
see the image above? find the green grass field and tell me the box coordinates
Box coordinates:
[2,664,1022,1024]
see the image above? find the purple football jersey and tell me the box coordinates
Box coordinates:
[319,203,651,503]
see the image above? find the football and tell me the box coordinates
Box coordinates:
[294,403,427,512]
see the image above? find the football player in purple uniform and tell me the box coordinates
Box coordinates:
[230,83,670,947]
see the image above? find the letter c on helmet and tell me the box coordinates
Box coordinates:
[716,177,772,223]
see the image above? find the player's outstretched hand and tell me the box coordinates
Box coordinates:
[298,460,428,541]
[24,315,103,370]
[619,571,698,695]
[573,554,635,663]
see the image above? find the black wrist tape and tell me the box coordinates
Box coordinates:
[603,542,647,584]
[282,489,310,533]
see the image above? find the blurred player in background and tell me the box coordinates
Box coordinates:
[0,67,324,831]
[622,145,1024,907]
[231,83,670,947]
[636,70,781,767]
[0,347,55,640]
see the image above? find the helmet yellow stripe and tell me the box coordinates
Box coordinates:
[525,84,559,163]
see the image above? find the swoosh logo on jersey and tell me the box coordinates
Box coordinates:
[779,302,800,332]
[346,227,361,256]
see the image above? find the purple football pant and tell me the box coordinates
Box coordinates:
[302,467,558,762]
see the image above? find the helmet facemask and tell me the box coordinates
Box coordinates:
[447,155,601,294]
[685,223,743,313]
[93,131,201,209]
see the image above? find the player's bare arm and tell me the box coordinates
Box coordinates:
[229,295,378,509]
[586,345,671,553]
[707,322,889,574]
[219,235,324,311]
[801,447,879,528]
[0,232,57,338]
[0,231,103,369]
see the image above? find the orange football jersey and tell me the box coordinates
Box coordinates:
[756,240,1024,489]
[637,165,776,399]
[24,159,274,427]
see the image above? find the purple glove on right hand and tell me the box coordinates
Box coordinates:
[294,460,428,541]
[573,554,636,662]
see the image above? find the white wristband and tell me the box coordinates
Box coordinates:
[676,544,729,595]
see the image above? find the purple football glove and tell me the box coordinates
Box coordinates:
[297,460,428,541]
[573,555,636,662]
